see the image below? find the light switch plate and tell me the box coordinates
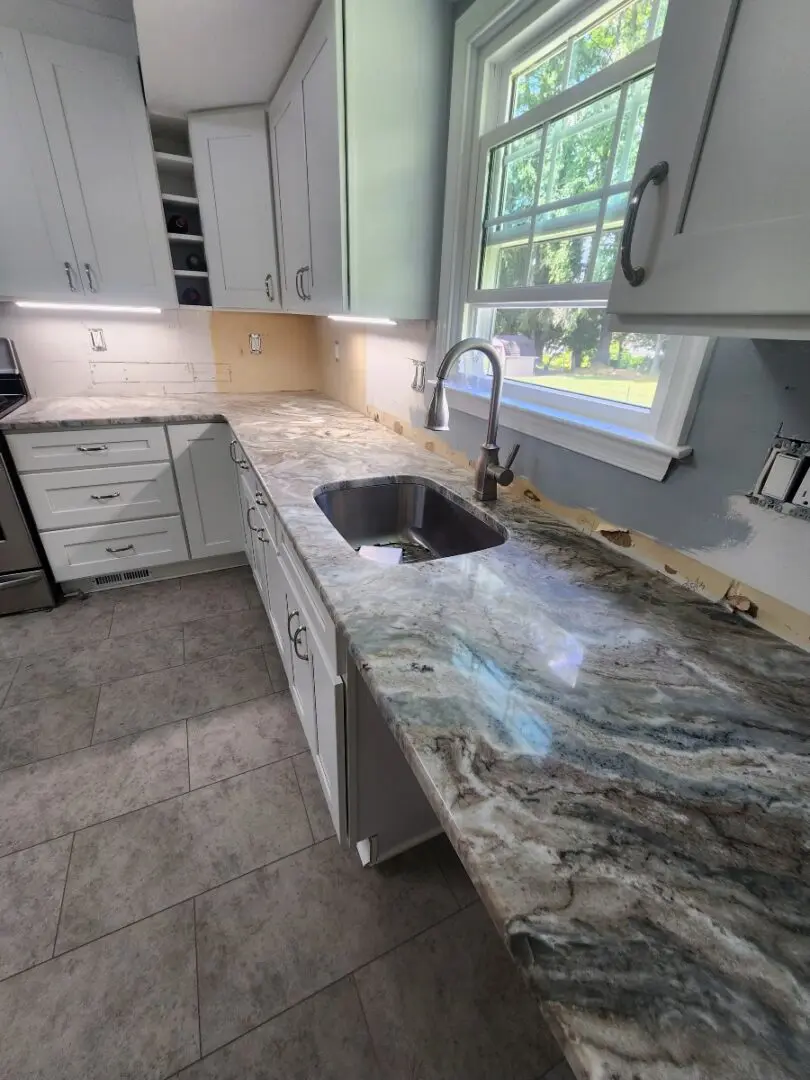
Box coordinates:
[89,328,106,352]
[249,333,262,355]
[761,452,802,500]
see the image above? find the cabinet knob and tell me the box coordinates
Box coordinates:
[620,161,669,287]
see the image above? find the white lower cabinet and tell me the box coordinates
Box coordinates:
[169,424,242,560]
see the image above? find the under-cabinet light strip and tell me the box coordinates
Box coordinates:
[327,315,397,326]
[15,301,162,314]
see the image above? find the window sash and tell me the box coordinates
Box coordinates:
[465,38,659,307]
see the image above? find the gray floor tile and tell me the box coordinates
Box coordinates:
[93,647,272,743]
[355,903,562,1080]
[293,752,336,842]
[188,691,307,788]
[263,643,288,691]
[0,902,198,1080]
[110,569,250,637]
[431,834,480,908]
[0,593,114,661]
[183,607,274,663]
[196,837,458,1053]
[178,978,379,1080]
[5,626,183,707]
[0,657,20,706]
[0,687,100,773]
[57,759,312,952]
[0,722,188,857]
[0,836,72,980]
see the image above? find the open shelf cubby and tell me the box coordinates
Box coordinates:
[150,114,211,308]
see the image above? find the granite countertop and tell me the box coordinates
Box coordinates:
[4,392,810,1080]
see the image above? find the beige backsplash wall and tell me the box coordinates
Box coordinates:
[0,305,319,398]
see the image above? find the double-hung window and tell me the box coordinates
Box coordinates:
[438,0,710,480]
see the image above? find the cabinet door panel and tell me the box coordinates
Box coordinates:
[24,34,173,306]
[286,598,317,756]
[169,423,242,560]
[609,0,810,319]
[270,88,312,312]
[0,28,78,299]
[311,627,345,839]
[257,505,288,660]
[239,471,268,606]
[302,35,345,313]
[191,109,280,311]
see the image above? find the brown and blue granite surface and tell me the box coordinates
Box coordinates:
[4,392,810,1080]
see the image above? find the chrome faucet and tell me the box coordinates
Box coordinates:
[425,337,520,502]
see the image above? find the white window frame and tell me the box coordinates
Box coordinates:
[435,0,711,482]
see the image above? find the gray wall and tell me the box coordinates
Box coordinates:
[439,337,810,606]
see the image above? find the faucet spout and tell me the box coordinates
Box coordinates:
[425,337,518,502]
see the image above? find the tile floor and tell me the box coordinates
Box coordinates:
[0,567,574,1080]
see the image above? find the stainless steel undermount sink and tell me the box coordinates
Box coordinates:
[314,477,507,564]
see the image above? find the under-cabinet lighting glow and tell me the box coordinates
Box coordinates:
[15,301,162,314]
[327,315,397,326]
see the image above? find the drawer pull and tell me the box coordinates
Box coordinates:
[77,445,109,453]
[90,491,121,501]
[247,506,261,533]
[287,609,299,641]
[257,529,270,544]
[293,625,309,662]
[105,544,135,554]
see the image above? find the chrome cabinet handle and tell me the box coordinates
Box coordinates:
[239,461,249,470]
[257,529,270,544]
[293,625,309,662]
[83,263,98,293]
[294,268,304,301]
[265,273,274,302]
[300,265,311,301]
[620,161,669,287]
[64,262,78,292]
[247,506,261,533]
[105,544,134,554]
[229,439,239,463]
[77,444,108,453]
[91,491,120,500]
[255,490,266,506]
[287,609,299,641]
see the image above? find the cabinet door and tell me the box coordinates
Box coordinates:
[608,0,810,321]
[239,471,268,606]
[270,87,313,313]
[301,34,344,313]
[24,34,174,306]
[286,595,317,756]
[190,108,281,311]
[0,28,79,300]
[310,625,345,839]
[169,424,242,560]
[256,504,288,660]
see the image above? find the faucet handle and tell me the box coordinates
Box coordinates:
[497,443,520,487]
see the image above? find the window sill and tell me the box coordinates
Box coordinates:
[445,384,692,481]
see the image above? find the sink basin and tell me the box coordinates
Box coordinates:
[314,477,507,564]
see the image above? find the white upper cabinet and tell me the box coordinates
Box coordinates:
[608,0,810,335]
[269,88,313,314]
[24,33,174,306]
[0,28,78,300]
[189,107,281,311]
[268,0,451,319]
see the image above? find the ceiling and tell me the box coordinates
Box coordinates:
[132,0,320,117]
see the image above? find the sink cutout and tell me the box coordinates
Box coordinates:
[314,477,507,563]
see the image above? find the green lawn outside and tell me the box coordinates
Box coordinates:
[512,372,658,408]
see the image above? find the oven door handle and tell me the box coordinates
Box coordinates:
[0,571,43,591]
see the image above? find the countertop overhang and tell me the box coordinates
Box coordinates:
[5,391,809,1080]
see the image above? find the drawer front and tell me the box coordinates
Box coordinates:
[41,516,189,582]
[8,425,170,472]
[23,463,179,531]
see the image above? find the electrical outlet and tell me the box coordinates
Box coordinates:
[249,333,262,355]
[334,340,340,361]
[791,473,810,507]
[89,328,106,352]
[761,452,803,500]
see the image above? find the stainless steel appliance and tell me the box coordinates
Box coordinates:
[0,340,55,614]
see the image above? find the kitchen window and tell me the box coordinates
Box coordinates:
[437,0,710,480]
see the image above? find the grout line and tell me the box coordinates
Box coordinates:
[0,745,309,864]
[184,720,192,793]
[50,832,76,958]
[290,752,316,845]
[349,972,386,1074]
[0,658,21,709]
[88,681,102,747]
[192,896,203,1061]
